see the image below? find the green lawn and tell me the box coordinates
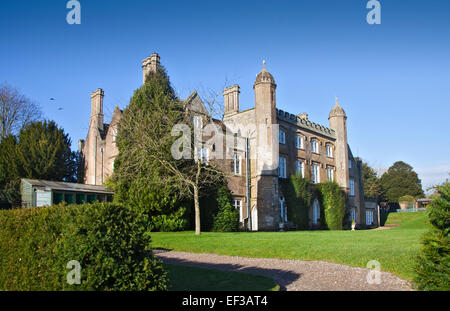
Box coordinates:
[152,211,429,282]
[164,263,278,291]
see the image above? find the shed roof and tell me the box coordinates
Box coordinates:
[21,179,114,194]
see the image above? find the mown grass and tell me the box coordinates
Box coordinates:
[164,263,278,291]
[152,211,429,282]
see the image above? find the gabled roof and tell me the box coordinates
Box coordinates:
[183,91,209,115]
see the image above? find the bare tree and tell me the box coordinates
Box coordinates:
[114,90,226,235]
[0,83,42,139]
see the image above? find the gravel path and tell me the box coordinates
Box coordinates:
[154,250,414,291]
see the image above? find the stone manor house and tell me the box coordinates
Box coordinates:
[79,53,377,231]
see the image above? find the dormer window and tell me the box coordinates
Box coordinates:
[311,140,319,154]
[279,130,286,144]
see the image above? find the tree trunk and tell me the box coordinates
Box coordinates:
[194,185,201,235]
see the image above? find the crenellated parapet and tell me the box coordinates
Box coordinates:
[276,108,336,138]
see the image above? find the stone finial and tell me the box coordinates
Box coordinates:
[329,96,346,119]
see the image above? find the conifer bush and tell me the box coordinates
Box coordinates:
[414,182,450,291]
[212,186,239,232]
[317,181,346,230]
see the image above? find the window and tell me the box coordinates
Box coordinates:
[196,146,208,164]
[231,153,241,175]
[326,167,334,181]
[311,140,319,154]
[280,196,287,222]
[113,128,118,142]
[348,159,352,168]
[295,135,303,149]
[313,199,320,225]
[365,210,374,226]
[350,208,356,222]
[312,164,320,184]
[278,157,287,178]
[234,199,243,222]
[326,144,333,158]
[279,130,286,144]
[192,116,203,129]
[349,179,355,196]
[111,160,115,172]
[296,160,304,177]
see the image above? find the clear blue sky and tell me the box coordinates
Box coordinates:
[1,0,449,191]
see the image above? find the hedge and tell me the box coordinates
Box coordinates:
[212,186,239,232]
[0,203,167,291]
[317,182,347,230]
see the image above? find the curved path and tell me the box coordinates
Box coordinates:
[154,250,413,291]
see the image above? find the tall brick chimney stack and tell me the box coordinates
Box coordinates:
[223,85,240,116]
[142,53,160,84]
[90,88,104,131]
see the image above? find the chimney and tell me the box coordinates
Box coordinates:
[90,88,104,131]
[142,53,160,83]
[223,85,240,116]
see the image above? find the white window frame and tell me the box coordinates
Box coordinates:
[112,128,118,142]
[279,130,286,144]
[295,135,303,149]
[232,153,241,175]
[313,199,320,225]
[365,210,374,226]
[192,116,203,129]
[311,140,319,154]
[349,179,355,196]
[296,160,304,177]
[326,145,333,158]
[312,163,320,184]
[278,157,287,178]
[234,199,243,222]
[327,167,334,181]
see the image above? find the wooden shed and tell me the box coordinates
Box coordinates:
[21,179,114,208]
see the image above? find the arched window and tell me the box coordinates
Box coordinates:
[313,199,320,225]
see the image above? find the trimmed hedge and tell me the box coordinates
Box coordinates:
[317,182,347,230]
[414,182,450,291]
[279,175,311,229]
[0,203,167,291]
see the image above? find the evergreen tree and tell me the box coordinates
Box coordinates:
[212,185,239,232]
[379,161,424,202]
[414,182,450,291]
[360,160,384,201]
[0,135,20,204]
[16,120,77,182]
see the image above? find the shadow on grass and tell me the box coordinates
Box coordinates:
[154,250,301,291]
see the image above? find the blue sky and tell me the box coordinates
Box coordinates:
[1,0,449,191]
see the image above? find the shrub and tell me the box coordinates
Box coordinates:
[317,182,346,230]
[279,175,311,229]
[0,203,167,291]
[414,182,450,291]
[212,186,239,232]
[150,207,187,232]
[398,195,415,203]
